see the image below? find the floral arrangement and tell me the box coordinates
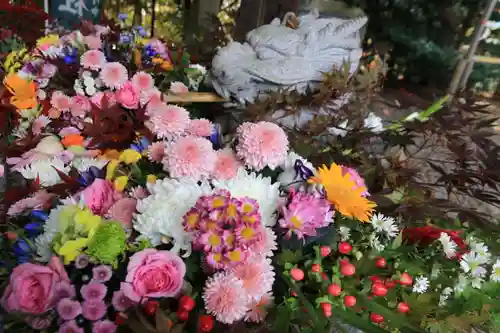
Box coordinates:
[1,22,500,333]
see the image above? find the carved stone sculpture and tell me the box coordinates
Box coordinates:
[210,9,367,104]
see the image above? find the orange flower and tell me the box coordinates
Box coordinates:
[3,74,38,110]
[152,57,173,71]
[61,134,85,147]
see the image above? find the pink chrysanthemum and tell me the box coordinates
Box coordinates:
[92,320,117,333]
[51,91,73,111]
[85,35,102,50]
[163,136,216,180]
[92,265,112,283]
[236,121,289,171]
[32,116,51,135]
[132,72,155,91]
[248,227,277,259]
[82,300,107,321]
[59,320,84,333]
[57,298,82,320]
[111,290,134,312]
[341,165,370,197]
[80,50,106,70]
[230,257,274,300]
[140,88,162,109]
[211,148,242,180]
[147,141,166,162]
[129,186,148,199]
[100,62,128,89]
[149,104,190,139]
[244,292,274,323]
[187,118,214,137]
[203,271,249,324]
[279,189,334,239]
[170,81,189,94]
[81,283,107,301]
[7,190,55,216]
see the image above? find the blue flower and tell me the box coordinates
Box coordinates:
[24,222,43,237]
[209,123,223,149]
[30,210,49,221]
[119,33,132,44]
[294,159,314,180]
[63,47,78,65]
[118,13,128,21]
[134,26,147,37]
[12,239,32,257]
[77,166,105,186]
[131,136,150,153]
[143,45,157,58]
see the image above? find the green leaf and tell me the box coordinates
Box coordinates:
[391,232,403,249]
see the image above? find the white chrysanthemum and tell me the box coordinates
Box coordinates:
[339,226,351,241]
[490,260,500,282]
[19,157,70,187]
[460,252,488,277]
[277,151,315,189]
[42,46,64,59]
[412,276,429,293]
[133,178,213,254]
[438,287,453,307]
[454,274,469,295]
[212,168,281,227]
[34,205,71,261]
[368,233,385,252]
[364,112,384,133]
[370,213,398,238]
[71,157,108,173]
[437,232,457,258]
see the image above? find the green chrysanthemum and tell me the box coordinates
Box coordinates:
[86,221,127,266]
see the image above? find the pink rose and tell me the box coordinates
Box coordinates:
[1,257,69,314]
[90,91,117,109]
[81,179,121,215]
[71,95,92,117]
[121,249,186,302]
[116,81,140,109]
[107,198,137,229]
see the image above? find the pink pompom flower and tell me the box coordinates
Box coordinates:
[132,72,155,91]
[170,81,189,94]
[92,320,117,333]
[81,283,107,301]
[244,292,274,323]
[163,136,216,181]
[341,165,370,197]
[147,141,166,162]
[82,300,107,321]
[51,91,73,111]
[230,257,275,301]
[236,121,289,171]
[111,290,134,312]
[148,104,190,139]
[92,265,112,283]
[100,62,128,89]
[85,35,102,50]
[187,118,214,137]
[71,95,92,117]
[80,50,106,70]
[211,148,242,180]
[57,298,82,320]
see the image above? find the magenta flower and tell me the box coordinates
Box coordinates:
[54,281,77,300]
[57,298,82,320]
[59,320,84,333]
[81,283,107,301]
[75,254,89,269]
[111,290,134,312]
[92,320,117,333]
[341,166,370,197]
[82,300,107,321]
[92,265,112,283]
[279,189,334,239]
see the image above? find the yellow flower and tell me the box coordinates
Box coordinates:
[36,34,59,48]
[152,57,173,71]
[114,176,129,192]
[57,237,90,264]
[74,209,101,233]
[310,163,376,222]
[147,174,157,184]
[119,149,142,164]
[106,160,119,180]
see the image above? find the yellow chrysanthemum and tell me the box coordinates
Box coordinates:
[119,149,142,164]
[309,163,376,222]
[114,176,129,192]
[36,34,59,48]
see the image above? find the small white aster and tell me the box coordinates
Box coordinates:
[454,274,469,295]
[437,232,457,258]
[490,259,500,282]
[470,242,491,263]
[412,276,429,293]
[438,287,453,307]
[460,252,488,277]
[368,233,385,252]
[339,226,351,241]
[370,213,398,238]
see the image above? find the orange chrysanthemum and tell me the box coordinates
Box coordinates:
[61,134,85,147]
[4,74,38,110]
[309,163,376,222]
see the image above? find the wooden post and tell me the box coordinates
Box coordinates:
[233,0,266,42]
[150,0,156,37]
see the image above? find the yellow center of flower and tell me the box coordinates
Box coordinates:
[243,203,254,213]
[290,216,303,229]
[186,213,199,227]
[226,204,238,219]
[212,253,222,262]
[241,227,255,240]
[208,234,221,247]
[212,197,225,208]
[206,221,217,230]
[225,233,235,247]
[242,215,258,224]
[228,250,242,262]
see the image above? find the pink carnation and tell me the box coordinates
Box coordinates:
[244,292,273,323]
[115,81,140,109]
[100,62,128,89]
[230,257,274,301]
[84,35,102,50]
[80,50,106,70]
[170,81,189,94]
[203,271,249,324]
[211,148,242,180]
[107,198,137,228]
[111,290,134,312]
[71,95,92,117]
[132,72,155,91]
[51,91,73,111]
[236,122,289,171]
[7,190,55,216]
[81,283,107,301]
[32,116,51,135]
[341,165,370,197]
[57,298,82,320]
[82,300,107,321]
[93,320,117,333]
[187,118,214,137]
[59,320,84,333]
[163,136,216,181]
[149,104,190,139]
[147,141,166,162]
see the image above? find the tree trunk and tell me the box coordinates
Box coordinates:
[133,0,141,26]
[115,0,120,18]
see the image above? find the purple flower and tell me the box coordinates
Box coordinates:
[81,283,107,301]
[59,320,84,333]
[57,298,82,320]
[92,265,112,283]
[111,290,134,312]
[93,319,117,333]
[55,281,77,300]
[82,300,107,321]
[75,254,89,269]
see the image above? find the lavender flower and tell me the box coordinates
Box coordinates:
[75,254,89,269]
[111,290,134,312]
[92,320,117,333]
[92,265,112,283]
[59,320,84,333]
[54,282,77,300]
[81,283,107,301]
[57,298,82,321]
[82,300,107,321]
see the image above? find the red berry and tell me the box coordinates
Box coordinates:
[291,291,297,297]
[397,302,410,313]
[144,300,160,315]
[321,303,332,317]
[115,312,127,326]
[338,242,353,254]
[327,283,342,296]
[290,268,305,281]
[321,272,328,281]
[199,315,214,332]
[370,313,384,323]
[311,264,321,273]
[369,275,382,283]
[371,283,388,297]
[320,246,332,257]
[399,272,413,286]
[177,310,189,321]
[340,262,356,276]
[385,279,397,289]
[179,295,195,312]
[375,257,387,268]
[343,295,357,307]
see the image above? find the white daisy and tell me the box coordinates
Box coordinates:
[460,252,488,277]
[368,233,385,252]
[370,213,398,238]
[364,112,384,133]
[212,168,281,227]
[438,287,453,307]
[277,151,315,189]
[490,259,500,282]
[412,276,429,293]
[71,157,108,173]
[19,157,70,187]
[134,178,213,254]
[454,274,469,295]
[470,242,491,263]
[437,232,457,258]
[339,226,351,241]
